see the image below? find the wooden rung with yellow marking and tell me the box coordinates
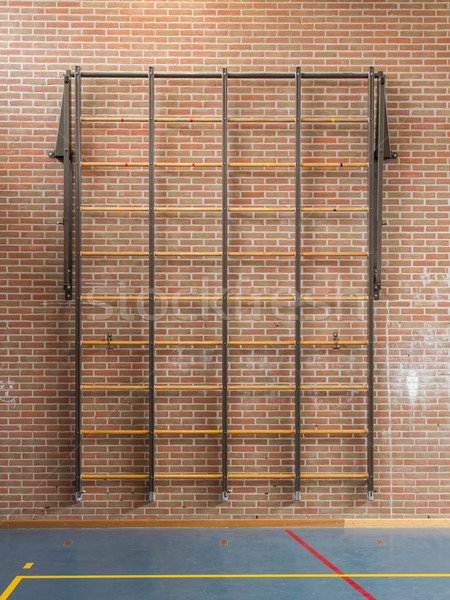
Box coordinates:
[81,161,368,169]
[81,339,367,347]
[81,428,368,436]
[81,472,368,480]
[80,384,366,391]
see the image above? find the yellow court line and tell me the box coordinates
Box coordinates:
[22,563,33,569]
[20,573,450,579]
[0,577,22,600]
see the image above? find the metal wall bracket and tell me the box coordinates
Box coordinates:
[49,71,73,300]
[373,73,397,300]
[375,77,397,162]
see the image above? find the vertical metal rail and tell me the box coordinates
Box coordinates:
[74,65,83,503]
[294,67,302,501]
[221,68,229,502]
[366,67,375,501]
[148,66,156,502]
[374,71,386,300]
[63,69,73,300]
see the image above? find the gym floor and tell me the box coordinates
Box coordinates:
[1,527,449,599]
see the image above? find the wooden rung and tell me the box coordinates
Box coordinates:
[80,295,297,302]
[82,430,149,435]
[156,252,222,257]
[81,117,149,122]
[81,384,366,392]
[81,252,149,257]
[228,252,294,257]
[80,116,368,124]
[100,295,366,304]
[81,251,366,258]
[81,295,149,301]
[301,252,368,257]
[301,295,368,301]
[82,206,149,212]
[230,296,295,301]
[300,473,368,479]
[81,472,367,481]
[156,474,222,480]
[301,118,368,123]
[82,474,149,480]
[302,206,368,212]
[301,340,368,346]
[81,428,367,436]
[82,385,150,391]
[301,384,368,391]
[156,118,221,123]
[156,162,222,168]
[80,205,367,213]
[81,339,367,347]
[81,162,150,168]
[81,162,368,169]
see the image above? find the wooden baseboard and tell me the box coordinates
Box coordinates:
[1,517,449,529]
[345,518,450,528]
[1,518,343,529]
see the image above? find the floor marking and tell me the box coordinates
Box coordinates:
[285,529,377,600]
[22,563,33,569]
[19,573,450,580]
[0,577,22,600]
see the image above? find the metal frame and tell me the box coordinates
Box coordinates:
[49,67,396,504]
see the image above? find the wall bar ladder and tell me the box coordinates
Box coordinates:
[367,67,375,501]
[74,65,83,503]
[294,66,302,501]
[148,66,156,502]
[221,68,229,502]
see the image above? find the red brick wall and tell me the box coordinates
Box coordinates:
[1,1,449,521]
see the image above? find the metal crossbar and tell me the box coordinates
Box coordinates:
[49,66,396,504]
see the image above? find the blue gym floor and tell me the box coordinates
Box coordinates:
[1,527,449,599]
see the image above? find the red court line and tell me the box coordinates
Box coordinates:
[285,529,377,600]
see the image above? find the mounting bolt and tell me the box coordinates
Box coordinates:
[48,150,55,158]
